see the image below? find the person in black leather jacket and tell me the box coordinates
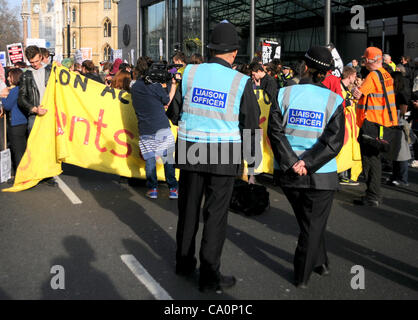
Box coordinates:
[18,45,51,134]
[17,45,56,187]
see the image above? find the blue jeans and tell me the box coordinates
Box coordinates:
[145,157,178,189]
[392,160,408,184]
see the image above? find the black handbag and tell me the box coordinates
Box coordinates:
[359,70,403,159]
[229,179,270,216]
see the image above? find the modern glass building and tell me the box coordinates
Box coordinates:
[117,0,417,64]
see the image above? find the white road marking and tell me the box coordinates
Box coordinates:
[54,176,83,205]
[121,254,173,300]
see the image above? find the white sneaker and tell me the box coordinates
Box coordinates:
[410,160,418,168]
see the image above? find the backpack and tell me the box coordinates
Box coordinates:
[229,180,270,216]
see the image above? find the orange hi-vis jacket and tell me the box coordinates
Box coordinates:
[356,67,398,128]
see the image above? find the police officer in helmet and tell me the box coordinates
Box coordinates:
[167,21,261,293]
[267,46,345,288]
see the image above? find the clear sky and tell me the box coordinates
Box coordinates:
[7,0,23,10]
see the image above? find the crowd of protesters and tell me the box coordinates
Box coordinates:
[1,44,418,191]
[1,34,418,292]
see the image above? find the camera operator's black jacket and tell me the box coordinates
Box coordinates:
[18,65,52,116]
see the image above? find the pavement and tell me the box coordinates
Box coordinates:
[0,163,417,301]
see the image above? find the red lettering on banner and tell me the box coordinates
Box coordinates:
[19,150,32,171]
[54,108,138,159]
[111,130,134,158]
[69,116,91,145]
[55,104,64,136]
[93,109,108,153]
[259,116,271,149]
[61,112,67,127]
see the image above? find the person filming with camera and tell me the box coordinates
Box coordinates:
[131,58,178,199]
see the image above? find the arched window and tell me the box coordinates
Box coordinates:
[72,32,77,49]
[104,45,111,61]
[104,0,111,10]
[72,8,76,23]
[104,19,111,38]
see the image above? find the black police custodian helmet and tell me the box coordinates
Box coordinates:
[304,46,333,73]
[207,21,240,52]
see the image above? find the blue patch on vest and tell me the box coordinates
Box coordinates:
[191,88,228,109]
[288,109,324,128]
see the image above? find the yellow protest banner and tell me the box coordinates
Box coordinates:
[4,64,178,192]
[4,66,280,193]
[255,89,274,175]
[336,104,362,180]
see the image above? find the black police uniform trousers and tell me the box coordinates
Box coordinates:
[282,187,334,284]
[359,139,382,202]
[176,170,235,282]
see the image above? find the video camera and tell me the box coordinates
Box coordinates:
[144,63,183,84]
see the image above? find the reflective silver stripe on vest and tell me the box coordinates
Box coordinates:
[325,92,338,119]
[359,103,396,111]
[183,66,244,122]
[179,127,241,138]
[184,64,199,107]
[285,129,322,139]
[284,91,338,140]
[369,90,394,98]
[281,86,293,126]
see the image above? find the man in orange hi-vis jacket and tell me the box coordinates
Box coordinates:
[352,47,398,207]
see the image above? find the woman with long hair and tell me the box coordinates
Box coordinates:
[111,70,132,92]
[1,68,27,172]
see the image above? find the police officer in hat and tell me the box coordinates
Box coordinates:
[167,21,261,293]
[267,46,345,288]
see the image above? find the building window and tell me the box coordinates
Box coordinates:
[104,19,111,37]
[72,32,77,49]
[45,17,52,36]
[104,0,111,10]
[104,45,111,61]
[72,8,76,23]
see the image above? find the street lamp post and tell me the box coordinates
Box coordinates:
[67,0,71,58]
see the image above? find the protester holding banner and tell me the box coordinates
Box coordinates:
[18,46,51,134]
[1,68,27,172]
[336,66,362,185]
[40,48,51,65]
[268,46,345,289]
[82,60,104,84]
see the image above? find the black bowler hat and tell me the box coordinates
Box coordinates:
[207,21,240,52]
[304,46,333,73]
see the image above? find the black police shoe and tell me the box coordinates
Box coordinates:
[353,197,379,207]
[313,264,330,276]
[199,274,237,294]
[41,177,58,187]
[294,280,308,289]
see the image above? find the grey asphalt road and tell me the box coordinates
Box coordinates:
[0,163,417,300]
